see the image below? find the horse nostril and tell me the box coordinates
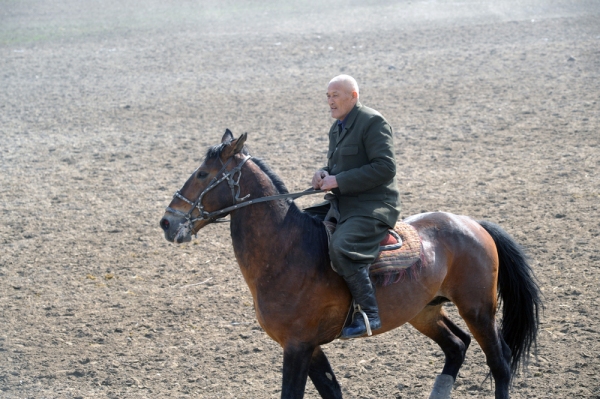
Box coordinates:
[160,218,170,231]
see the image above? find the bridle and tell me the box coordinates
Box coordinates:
[165,154,253,225]
[165,153,323,230]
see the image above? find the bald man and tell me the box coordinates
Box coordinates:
[311,75,401,339]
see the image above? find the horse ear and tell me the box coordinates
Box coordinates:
[221,129,234,143]
[221,132,248,159]
[233,132,248,154]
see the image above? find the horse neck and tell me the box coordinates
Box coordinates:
[229,163,293,253]
[228,162,324,280]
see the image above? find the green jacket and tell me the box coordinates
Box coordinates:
[323,102,401,227]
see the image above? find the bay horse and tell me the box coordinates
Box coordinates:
[159,130,541,399]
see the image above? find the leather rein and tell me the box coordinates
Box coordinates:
[165,154,323,227]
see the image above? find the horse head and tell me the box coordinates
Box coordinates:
[160,129,249,243]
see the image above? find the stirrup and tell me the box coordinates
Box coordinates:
[353,303,372,337]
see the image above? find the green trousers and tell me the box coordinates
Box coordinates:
[329,216,390,277]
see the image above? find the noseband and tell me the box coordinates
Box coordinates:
[165,154,253,225]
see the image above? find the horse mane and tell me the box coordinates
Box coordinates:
[205,142,288,195]
[206,142,328,263]
[250,156,329,266]
[251,157,290,195]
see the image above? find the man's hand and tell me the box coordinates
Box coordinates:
[320,175,338,191]
[312,170,328,189]
[312,170,338,191]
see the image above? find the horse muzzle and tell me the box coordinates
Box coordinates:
[160,214,193,244]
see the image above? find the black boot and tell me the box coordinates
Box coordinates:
[340,266,381,339]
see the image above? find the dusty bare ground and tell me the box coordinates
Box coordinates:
[1,0,599,398]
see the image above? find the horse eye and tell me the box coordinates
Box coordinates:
[197,171,209,179]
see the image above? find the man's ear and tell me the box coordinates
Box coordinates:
[221,128,234,143]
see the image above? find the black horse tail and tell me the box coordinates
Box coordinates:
[478,220,542,377]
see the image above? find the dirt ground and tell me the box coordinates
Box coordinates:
[1,0,599,398]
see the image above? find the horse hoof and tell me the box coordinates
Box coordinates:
[429,374,454,399]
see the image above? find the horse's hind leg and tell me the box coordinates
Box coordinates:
[457,305,511,399]
[409,303,471,398]
[308,346,343,399]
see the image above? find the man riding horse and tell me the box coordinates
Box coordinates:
[161,81,541,396]
[310,75,401,339]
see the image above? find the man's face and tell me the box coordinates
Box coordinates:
[327,81,356,121]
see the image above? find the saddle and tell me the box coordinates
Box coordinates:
[323,220,423,287]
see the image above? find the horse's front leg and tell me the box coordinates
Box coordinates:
[308,346,343,399]
[281,343,314,399]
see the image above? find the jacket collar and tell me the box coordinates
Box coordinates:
[336,102,361,144]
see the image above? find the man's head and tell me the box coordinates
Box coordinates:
[327,75,359,121]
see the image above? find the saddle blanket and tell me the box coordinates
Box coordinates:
[371,221,423,277]
[323,220,423,286]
